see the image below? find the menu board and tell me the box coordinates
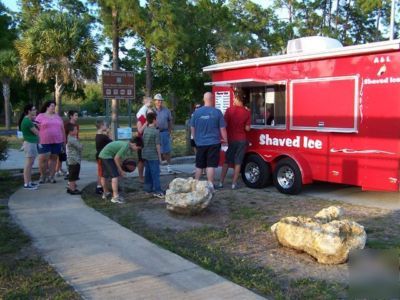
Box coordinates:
[215,91,230,114]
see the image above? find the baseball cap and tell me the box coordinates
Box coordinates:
[154,93,163,101]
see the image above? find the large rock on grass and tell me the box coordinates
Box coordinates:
[165,178,213,215]
[271,206,366,264]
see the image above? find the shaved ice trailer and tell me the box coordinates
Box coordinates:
[203,37,400,194]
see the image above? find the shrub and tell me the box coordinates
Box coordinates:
[0,137,9,162]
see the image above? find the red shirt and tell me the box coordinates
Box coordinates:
[224,105,250,142]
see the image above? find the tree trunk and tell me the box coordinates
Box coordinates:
[145,47,152,97]
[376,9,381,41]
[55,75,64,116]
[2,79,11,130]
[111,7,120,140]
[335,0,340,30]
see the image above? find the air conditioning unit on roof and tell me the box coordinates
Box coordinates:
[287,36,343,54]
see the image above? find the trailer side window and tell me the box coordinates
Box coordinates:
[249,85,286,127]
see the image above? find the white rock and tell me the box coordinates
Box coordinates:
[165,178,213,215]
[314,206,344,223]
[271,208,367,264]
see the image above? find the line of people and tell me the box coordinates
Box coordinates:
[190,91,250,192]
[19,94,173,204]
[19,91,247,202]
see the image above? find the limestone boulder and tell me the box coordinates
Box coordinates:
[314,206,344,223]
[271,207,366,264]
[165,178,213,215]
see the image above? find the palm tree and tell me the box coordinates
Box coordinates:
[15,11,100,115]
[0,50,18,130]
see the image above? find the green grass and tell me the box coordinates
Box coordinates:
[0,174,81,299]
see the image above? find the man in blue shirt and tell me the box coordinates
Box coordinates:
[190,92,227,192]
[153,93,173,173]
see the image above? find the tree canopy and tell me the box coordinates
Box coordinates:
[1,0,399,122]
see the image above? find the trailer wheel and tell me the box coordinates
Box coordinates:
[241,154,271,188]
[273,158,302,195]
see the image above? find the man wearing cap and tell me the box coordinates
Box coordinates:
[153,93,173,173]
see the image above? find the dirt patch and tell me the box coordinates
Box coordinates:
[97,173,399,293]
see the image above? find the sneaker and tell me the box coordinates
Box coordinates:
[48,177,56,184]
[56,171,62,177]
[102,192,111,200]
[29,182,39,187]
[232,183,240,190]
[153,192,165,199]
[111,195,125,204]
[39,177,47,184]
[24,183,38,190]
[207,182,215,194]
[95,186,103,195]
[68,189,82,195]
[216,182,224,189]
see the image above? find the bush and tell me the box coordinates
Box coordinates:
[0,136,9,162]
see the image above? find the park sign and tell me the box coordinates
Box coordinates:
[102,70,135,99]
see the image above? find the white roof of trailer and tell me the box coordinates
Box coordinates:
[203,39,400,73]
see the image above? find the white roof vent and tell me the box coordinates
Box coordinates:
[287,36,343,54]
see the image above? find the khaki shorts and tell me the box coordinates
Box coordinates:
[24,141,38,158]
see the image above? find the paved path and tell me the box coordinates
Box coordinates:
[6,150,263,300]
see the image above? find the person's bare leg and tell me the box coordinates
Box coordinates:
[206,167,215,184]
[39,154,48,180]
[69,181,76,191]
[163,153,171,165]
[219,163,229,185]
[48,154,57,178]
[111,177,119,197]
[24,157,34,185]
[101,177,109,193]
[55,157,61,173]
[195,168,202,180]
[138,160,144,182]
[232,164,241,185]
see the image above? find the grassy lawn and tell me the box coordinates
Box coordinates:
[0,171,81,299]
[81,176,380,299]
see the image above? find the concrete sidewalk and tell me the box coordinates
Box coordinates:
[6,150,263,300]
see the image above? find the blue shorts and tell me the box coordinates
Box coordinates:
[159,131,171,154]
[38,143,63,155]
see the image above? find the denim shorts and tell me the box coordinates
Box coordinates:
[159,131,171,154]
[38,143,63,155]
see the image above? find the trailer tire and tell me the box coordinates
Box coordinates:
[241,154,271,188]
[273,158,302,195]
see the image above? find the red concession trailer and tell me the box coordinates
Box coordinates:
[203,37,400,194]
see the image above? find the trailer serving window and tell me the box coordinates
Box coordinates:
[248,85,286,128]
[205,79,286,128]
[290,76,359,132]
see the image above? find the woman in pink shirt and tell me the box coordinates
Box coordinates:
[36,101,65,183]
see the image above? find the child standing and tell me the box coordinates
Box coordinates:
[66,123,83,195]
[142,112,163,198]
[57,110,80,178]
[95,119,112,194]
